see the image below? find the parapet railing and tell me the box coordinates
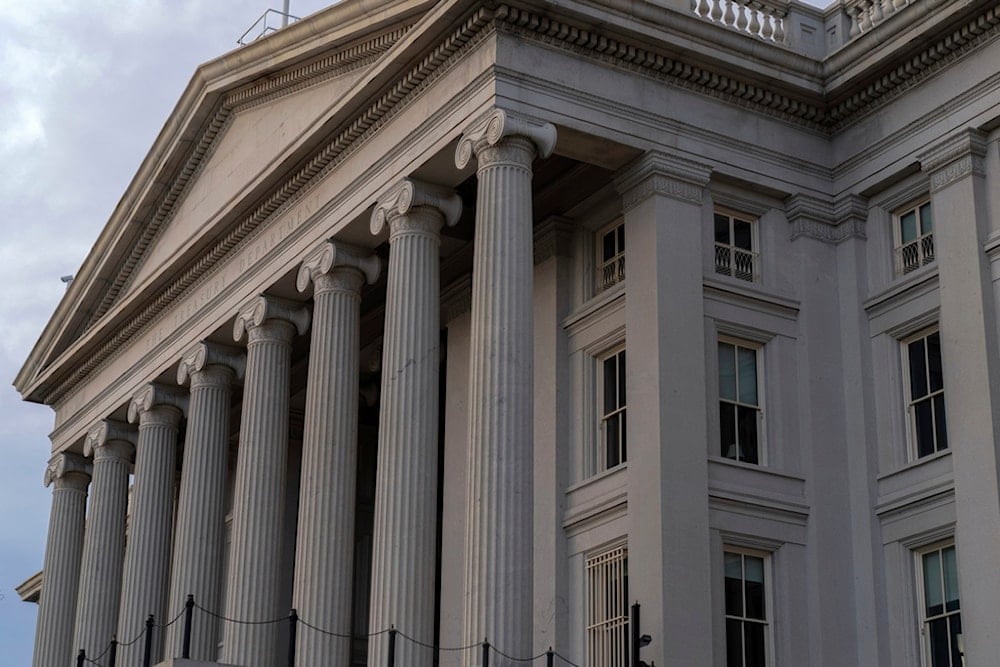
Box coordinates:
[690,0,791,44]
[845,0,915,37]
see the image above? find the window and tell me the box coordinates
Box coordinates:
[587,544,629,667]
[601,349,627,470]
[919,543,962,667]
[597,220,625,292]
[714,211,757,282]
[718,339,761,464]
[895,201,935,275]
[904,329,947,458]
[724,549,769,667]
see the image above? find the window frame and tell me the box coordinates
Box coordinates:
[900,326,948,461]
[717,336,765,466]
[586,542,630,667]
[893,198,935,276]
[713,208,759,283]
[598,346,627,473]
[916,541,963,667]
[596,218,626,293]
[723,546,773,667]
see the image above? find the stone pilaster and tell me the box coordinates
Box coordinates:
[165,342,244,661]
[455,109,556,662]
[221,295,309,667]
[293,242,379,667]
[73,420,135,662]
[366,178,460,667]
[33,453,90,667]
[117,384,186,665]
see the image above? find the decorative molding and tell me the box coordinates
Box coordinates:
[127,383,188,424]
[615,151,712,210]
[43,452,91,488]
[177,341,247,385]
[533,216,576,265]
[455,107,557,169]
[440,274,473,324]
[370,178,462,236]
[919,129,988,192]
[297,241,381,293]
[787,192,867,244]
[233,295,311,342]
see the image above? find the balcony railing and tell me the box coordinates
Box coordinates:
[598,254,626,292]
[715,244,758,282]
[846,0,915,38]
[895,233,935,275]
[690,0,790,44]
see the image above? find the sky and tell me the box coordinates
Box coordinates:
[0,0,830,663]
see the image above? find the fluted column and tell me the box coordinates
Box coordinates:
[33,453,90,667]
[220,295,309,667]
[292,241,379,666]
[365,178,461,667]
[455,109,556,663]
[73,420,135,662]
[117,384,185,665]
[166,343,245,660]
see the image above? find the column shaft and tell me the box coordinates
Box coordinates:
[33,454,89,667]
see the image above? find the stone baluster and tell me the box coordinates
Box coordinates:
[772,9,787,43]
[220,295,310,667]
[293,242,380,667]
[33,453,90,667]
[117,384,186,665]
[366,179,460,667]
[735,2,749,32]
[723,0,736,27]
[710,0,724,22]
[859,1,873,33]
[748,4,762,37]
[696,0,711,17]
[760,7,775,40]
[165,343,245,660]
[881,0,896,19]
[73,420,135,662]
[850,5,864,36]
[871,0,884,24]
[455,108,556,664]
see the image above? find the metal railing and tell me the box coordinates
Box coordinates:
[238,8,301,46]
[895,233,935,275]
[714,244,757,282]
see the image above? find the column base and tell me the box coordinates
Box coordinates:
[155,660,242,667]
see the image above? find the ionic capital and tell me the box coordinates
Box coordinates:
[128,383,187,426]
[370,178,462,237]
[43,452,91,489]
[919,128,988,192]
[84,420,136,461]
[455,108,557,169]
[233,295,311,342]
[614,150,712,210]
[296,241,381,293]
[177,342,246,386]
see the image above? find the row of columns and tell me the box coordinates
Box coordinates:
[33,108,556,667]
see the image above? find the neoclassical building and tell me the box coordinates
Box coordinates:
[16,1,1000,666]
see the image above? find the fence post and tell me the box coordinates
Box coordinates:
[76,649,85,667]
[182,594,194,659]
[387,626,397,667]
[142,614,154,667]
[108,638,118,667]
[287,609,298,667]
[482,638,490,667]
[547,647,554,667]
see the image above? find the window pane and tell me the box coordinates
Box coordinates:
[943,546,959,611]
[734,220,753,250]
[900,211,918,243]
[617,224,625,251]
[606,414,621,469]
[618,350,626,406]
[928,617,950,667]
[920,203,933,235]
[725,619,743,667]
[719,343,736,401]
[927,332,943,392]
[948,614,963,667]
[915,399,935,458]
[738,406,759,464]
[720,403,737,459]
[724,553,743,616]
[603,230,617,262]
[737,347,757,405]
[744,623,766,667]
[934,394,948,452]
[620,411,627,464]
[715,214,731,244]
[909,338,928,399]
[923,551,943,616]
[604,356,618,414]
[744,556,765,620]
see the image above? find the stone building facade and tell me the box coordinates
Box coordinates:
[16,1,1000,666]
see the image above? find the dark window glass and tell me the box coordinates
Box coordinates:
[920,203,934,235]
[914,400,935,458]
[604,356,617,415]
[909,338,927,398]
[603,230,617,262]
[720,403,736,459]
[934,394,948,451]
[744,623,766,667]
[715,214,731,245]
[927,332,943,392]
[724,553,743,616]
[725,619,743,667]
[606,414,621,469]
[734,220,753,250]
[737,406,759,464]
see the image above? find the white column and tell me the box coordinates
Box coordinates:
[33,453,90,667]
[73,420,135,662]
[221,295,309,667]
[166,342,245,660]
[366,178,461,667]
[293,242,379,667]
[118,384,186,665]
[455,109,556,662]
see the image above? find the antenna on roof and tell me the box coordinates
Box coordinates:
[282,1,290,28]
[238,3,300,46]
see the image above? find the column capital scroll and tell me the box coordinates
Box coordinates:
[177,342,246,385]
[370,178,462,237]
[43,452,91,489]
[83,419,136,460]
[296,241,381,292]
[128,383,188,425]
[233,295,311,342]
[455,108,556,169]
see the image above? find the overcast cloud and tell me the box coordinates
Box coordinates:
[0,0,829,662]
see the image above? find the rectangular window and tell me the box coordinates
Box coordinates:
[724,549,769,667]
[601,349,627,470]
[719,339,761,464]
[714,211,758,282]
[920,543,962,667]
[904,329,947,458]
[895,201,935,275]
[597,220,625,292]
[587,544,629,667]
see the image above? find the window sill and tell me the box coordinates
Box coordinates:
[564,281,625,331]
[876,449,953,517]
[707,457,809,521]
[564,464,628,535]
[864,263,938,315]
